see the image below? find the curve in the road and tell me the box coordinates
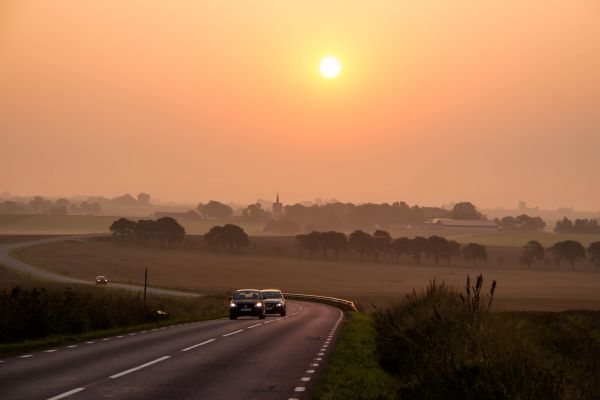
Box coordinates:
[0,235,199,297]
[0,301,343,400]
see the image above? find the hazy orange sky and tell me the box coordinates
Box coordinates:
[1,1,599,209]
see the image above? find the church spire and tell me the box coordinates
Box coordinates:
[276,192,280,204]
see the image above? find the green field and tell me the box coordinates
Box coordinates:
[453,230,600,247]
[14,238,600,311]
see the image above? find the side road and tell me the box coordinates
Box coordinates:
[0,235,199,297]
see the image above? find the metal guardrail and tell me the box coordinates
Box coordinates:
[283,292,358,312]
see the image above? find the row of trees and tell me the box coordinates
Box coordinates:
[495,214,546,231]
[520,240,600,269]
[109,217,185,247]
[296,230,488,265]
[554,217,600,234]
[0,196,102,215]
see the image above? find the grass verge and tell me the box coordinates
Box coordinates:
[313,312,399,400]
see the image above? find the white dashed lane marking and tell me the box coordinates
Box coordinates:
[222,329,243,337]
[45,349,57,353]
[47,387,85,400]
[247,324,262,329]
[294,387,306,392]
[301,377,311,382]
[181,339,216,352]
[20,355,33,358]
[67,345,77,348]
[110,356,171,379]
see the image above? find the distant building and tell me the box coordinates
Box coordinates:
[426,218,499,229]
[272,192,283,219]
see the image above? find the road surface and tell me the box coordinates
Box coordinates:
[0,235,198,297]
[0,301,342,400]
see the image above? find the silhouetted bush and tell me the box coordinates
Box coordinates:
[373,277,565,399]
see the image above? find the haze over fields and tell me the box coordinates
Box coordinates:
[1,1,600,210]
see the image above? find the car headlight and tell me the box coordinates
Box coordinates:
[276,303,282,307]
[255,302,262,307]
[230,303,237,307]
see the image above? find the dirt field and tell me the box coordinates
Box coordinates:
[16,239,600,311]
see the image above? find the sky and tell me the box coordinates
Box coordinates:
[1,1,599,210]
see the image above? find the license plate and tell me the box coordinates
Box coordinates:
[242,307,250,311]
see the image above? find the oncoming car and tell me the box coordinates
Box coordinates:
[95,275,108,285]
[260,289,286,316]
[229,289,266,320]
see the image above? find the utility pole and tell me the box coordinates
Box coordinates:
[144,267,148,309]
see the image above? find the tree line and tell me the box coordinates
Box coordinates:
[296,230,488,266]
[554,217,600,234]
[109,217,185,247]
[520,239,600,269]
[495,214,546,231]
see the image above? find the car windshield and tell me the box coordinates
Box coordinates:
[233,291,260,300]
[260,291,282,299]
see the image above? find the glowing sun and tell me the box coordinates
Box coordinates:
[320,56,341,78]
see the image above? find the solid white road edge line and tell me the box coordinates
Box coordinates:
[46,387,85,400]
[181,339,216,352]
[109,356,171,379]
[222,329,244,337]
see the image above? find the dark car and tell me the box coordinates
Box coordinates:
[260,289,286,316]
[229,289,266,320]
[95,275,108,285]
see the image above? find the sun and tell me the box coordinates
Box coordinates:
[320,56,341,79]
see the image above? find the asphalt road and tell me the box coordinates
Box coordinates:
[0,235,198,297]
[0,301,342,400]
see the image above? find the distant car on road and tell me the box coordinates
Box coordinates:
[95,275,108,285]
[229,289,266,320]
[260,289,286,316]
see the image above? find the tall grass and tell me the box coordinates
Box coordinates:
[0,285,225,344]
[374,276,564,399]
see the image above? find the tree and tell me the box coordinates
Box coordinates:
[204,224,249,253]
[135,219,156,246]
[109,218,137,243]
[326,231,347,260]
[154,217,185,248]
[137,193,151,204]
[588,242,600,267]
[373,230,391,261]
[197,200,233,219]
[548,240,586,269]
[554,217,574,233]
[519,240,545,268]
[242,203,269,221]
[205,226,225,250]
[451,202,481,220]
[296,231,321,259]
[443,240,461,265]
[29,196,52,213]
[426,235,449,265]
[462,243,487,266]
[349,230,373,261]
[409,236,429,264]
[390,237,411,262]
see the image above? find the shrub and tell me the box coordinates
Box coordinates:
[373,276,563,399]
